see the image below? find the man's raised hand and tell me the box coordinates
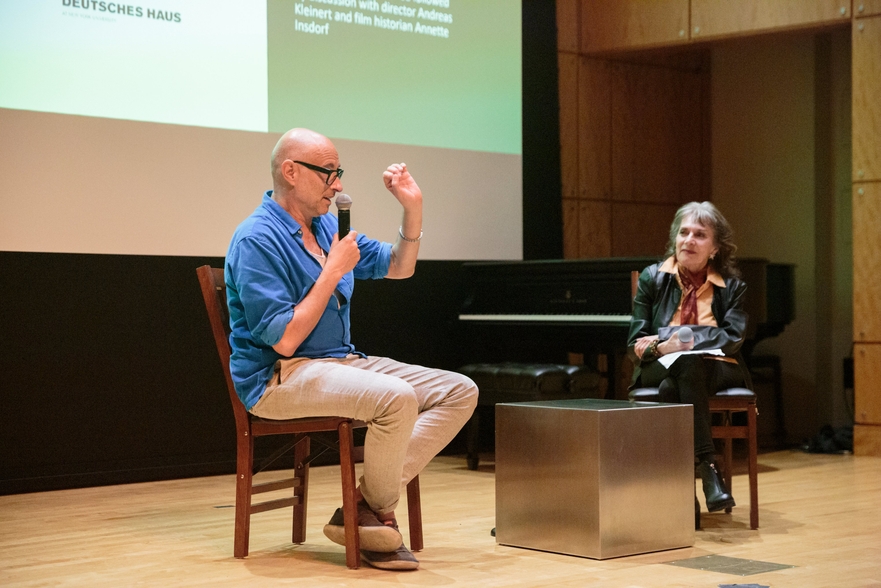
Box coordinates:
[383,163,422,210]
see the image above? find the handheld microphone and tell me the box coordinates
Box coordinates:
[678,326,693,344]
[335,193,352,239]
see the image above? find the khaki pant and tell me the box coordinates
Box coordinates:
[250,355,478,515]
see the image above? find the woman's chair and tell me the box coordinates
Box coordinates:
[629,271,759,529]
[196,265,423,568]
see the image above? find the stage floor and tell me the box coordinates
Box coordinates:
[1,450,879,587]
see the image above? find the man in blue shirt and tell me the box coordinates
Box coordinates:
[225,128,478,570]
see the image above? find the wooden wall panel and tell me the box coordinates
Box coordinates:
[611,62,669,203]
[556,0,580,53]
[562,198,579,258]
[676,66,705,203]
[578,57,612,200]
[691,0,850,40]
[855,343,881,424]
[854,424,881,455]
[559,52,579,201]
[581,0,689,53]
[853,183,881,341]
[699,51,713,202]
[578,199,612,257]
[611,202,679,257]
[611,62,703,204]
[856,1,881,18]
[853,16,881,182]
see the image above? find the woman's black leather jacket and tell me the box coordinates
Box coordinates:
[627,261,750,388]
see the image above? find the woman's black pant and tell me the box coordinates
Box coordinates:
[639,355,745,457]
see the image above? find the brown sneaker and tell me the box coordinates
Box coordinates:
[360,544,420,571]
[322,502,402,553]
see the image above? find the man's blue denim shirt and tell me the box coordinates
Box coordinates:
[225,192,392,410]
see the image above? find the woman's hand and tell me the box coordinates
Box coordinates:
[635,330,695,359]
[634,335,658,358]
[658,330,695,355]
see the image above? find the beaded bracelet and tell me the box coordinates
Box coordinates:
[399,226,423,243]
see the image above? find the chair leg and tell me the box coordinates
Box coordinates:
[748,403,759,529]
[721,412,734,515]
[406,476,423,552]
[234,431,254,559]
[338,420,361,569]
[292,435,309,544]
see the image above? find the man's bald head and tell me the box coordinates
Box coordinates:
[270,128,334,187]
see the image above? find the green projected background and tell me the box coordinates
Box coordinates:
[267,0,521,155]
[0,0,268,133]
[0,0,523,259]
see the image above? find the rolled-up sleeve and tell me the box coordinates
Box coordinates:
[353,233,392,279]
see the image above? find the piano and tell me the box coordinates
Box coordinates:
[458,257,794,398]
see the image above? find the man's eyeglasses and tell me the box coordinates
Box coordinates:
[293,160,344,185]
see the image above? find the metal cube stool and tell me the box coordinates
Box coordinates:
[495,399,694,559]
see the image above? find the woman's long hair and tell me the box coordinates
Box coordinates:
[664,201,739,278]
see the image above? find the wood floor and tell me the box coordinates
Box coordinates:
[1,450,880,587]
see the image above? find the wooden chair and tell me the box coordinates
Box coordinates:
[196,265,423,567]
[629,271,759,529]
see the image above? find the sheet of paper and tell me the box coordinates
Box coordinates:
[658,348,725,369]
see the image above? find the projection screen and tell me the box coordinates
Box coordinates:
[0,0,522,259]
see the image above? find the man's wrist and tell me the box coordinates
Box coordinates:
[399,226,422,243]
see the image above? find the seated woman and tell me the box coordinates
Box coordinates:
[627,201,750,513]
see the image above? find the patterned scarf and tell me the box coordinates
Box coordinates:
[678,268,706,326]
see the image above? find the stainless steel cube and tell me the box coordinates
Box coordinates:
[495,399,694,559]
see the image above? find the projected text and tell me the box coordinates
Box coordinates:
[293,0,452,39]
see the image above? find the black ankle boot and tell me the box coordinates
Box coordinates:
[697,460,736,512]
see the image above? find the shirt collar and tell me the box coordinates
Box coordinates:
[659,256,726,288]
[262,191,305,235]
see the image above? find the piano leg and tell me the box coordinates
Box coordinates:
[606,353,618,400]
[600,350,631,400]
[595,352,621,400]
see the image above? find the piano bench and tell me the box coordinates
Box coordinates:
[459,362,603,470]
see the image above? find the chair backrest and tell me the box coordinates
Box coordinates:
[196,265,251,432]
